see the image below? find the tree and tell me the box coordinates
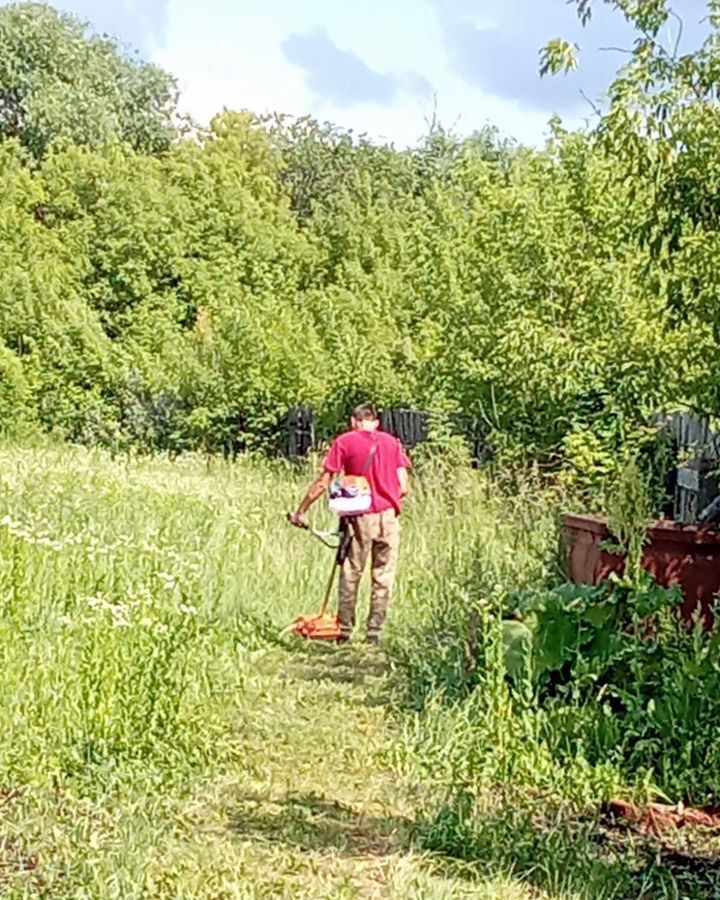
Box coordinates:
[542,1,720,418]
[0,2,177,159]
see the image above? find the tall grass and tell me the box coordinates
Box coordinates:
[0,448,289,787]
[387,465,720,899]
[1,445,719,897]
[0,446,328,895]
[388,466,564,704]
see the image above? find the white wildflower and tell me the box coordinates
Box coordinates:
[157,572,176,590]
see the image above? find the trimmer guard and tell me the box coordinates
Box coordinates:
[292,612,343,641]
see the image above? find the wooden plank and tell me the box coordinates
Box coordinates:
[665,412,719,523]
[285,406,314,458]
[380,408,430,449]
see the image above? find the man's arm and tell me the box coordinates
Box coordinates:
[398,466,409,500]
[397,439,411,501]
[289,471,331,528]
[289,436,344,528]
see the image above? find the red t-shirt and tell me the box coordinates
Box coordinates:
[323,430,411,515]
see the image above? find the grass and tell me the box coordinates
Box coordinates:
[1,445,719,898]
[0,445,544,898]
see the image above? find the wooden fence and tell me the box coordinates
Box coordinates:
[282,408,720,525]
[283,407,433,458]
[660,413,720,523]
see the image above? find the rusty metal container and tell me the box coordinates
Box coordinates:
[563,514,720,625]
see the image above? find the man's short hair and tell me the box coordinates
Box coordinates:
[351,403,378,421]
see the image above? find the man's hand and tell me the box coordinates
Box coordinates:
[398,466,409,500]
[289,472,331,530]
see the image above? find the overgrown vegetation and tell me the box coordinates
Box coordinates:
[390,479,720,898]
[3,446,720,898]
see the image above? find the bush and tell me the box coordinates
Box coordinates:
[507,576,720,806]
[0,343,33,435]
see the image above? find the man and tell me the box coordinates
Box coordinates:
[289,404,410,644]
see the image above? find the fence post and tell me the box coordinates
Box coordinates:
[286,406,315,459]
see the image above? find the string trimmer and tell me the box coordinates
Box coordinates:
[284,516,352,641]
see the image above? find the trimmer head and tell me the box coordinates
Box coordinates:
[291,612,343,641]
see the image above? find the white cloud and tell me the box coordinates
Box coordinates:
[153,0,576,147]
[155,5,308,126]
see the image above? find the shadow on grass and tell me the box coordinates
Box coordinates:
[413,793,720,900]
[232,792,410,858]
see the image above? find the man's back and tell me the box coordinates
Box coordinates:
[324,429,409,515]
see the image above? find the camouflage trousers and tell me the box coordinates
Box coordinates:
[338,510,400,640]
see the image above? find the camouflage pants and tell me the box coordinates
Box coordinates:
[338,510,400,639]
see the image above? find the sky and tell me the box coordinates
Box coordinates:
[4,0,713,147]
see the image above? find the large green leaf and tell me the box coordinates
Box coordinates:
[582,603,616,630]
[534,605,579,675]
[502,620,533,679]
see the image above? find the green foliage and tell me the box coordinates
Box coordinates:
[505,576,720,807]
[390,472,720,896]
[407,411,473,474]
[0,341,31,434]
[605,454,654,578]
[397,551,720,810]
[539,39,579,77]
[0,2,177,158]
[2,449,720,896]
[1,1,720,472]
[388,473,562,707]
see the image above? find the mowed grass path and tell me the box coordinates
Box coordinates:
[165,642,538,899]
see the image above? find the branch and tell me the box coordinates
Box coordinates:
[599,45,635,56]
[669,9,684,60]
[580,89,603,117]
[639,28,678,67]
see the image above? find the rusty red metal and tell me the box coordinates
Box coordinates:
[606,799,720,835]
[563,514,720,625]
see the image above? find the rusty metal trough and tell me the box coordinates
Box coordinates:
[563,514,720,626]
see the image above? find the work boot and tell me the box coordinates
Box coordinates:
[365,634,380,647]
